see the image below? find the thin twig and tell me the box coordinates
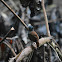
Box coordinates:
[3,41,16,56]
[41,0,62,61]
[0,0,28,30]
[41,0,50,36]
[41,0,51,62]
[0,27,15,44]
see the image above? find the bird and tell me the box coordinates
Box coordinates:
[28,24,39,47]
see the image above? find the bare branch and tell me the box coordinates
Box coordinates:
[3,41,16,56]
[0,0,28,30]
[9,37,52,62]
[0,27,15,44]
[41,0,62,61]
[41,0,50,36]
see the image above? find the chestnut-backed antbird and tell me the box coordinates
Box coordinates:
[28,24,39,47]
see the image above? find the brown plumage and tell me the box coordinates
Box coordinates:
[28,31,39,47]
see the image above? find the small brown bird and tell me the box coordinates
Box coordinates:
[28,24,39,47]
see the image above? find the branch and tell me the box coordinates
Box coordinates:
[41,0,62,61]
[9,37,52,62]
[41,0,50,36]
[0,0,28,30]
[0,27,15,44]
[41,0,51,61]
[3,41,16,56]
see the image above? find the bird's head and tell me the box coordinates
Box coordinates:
[28,24,34,31]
